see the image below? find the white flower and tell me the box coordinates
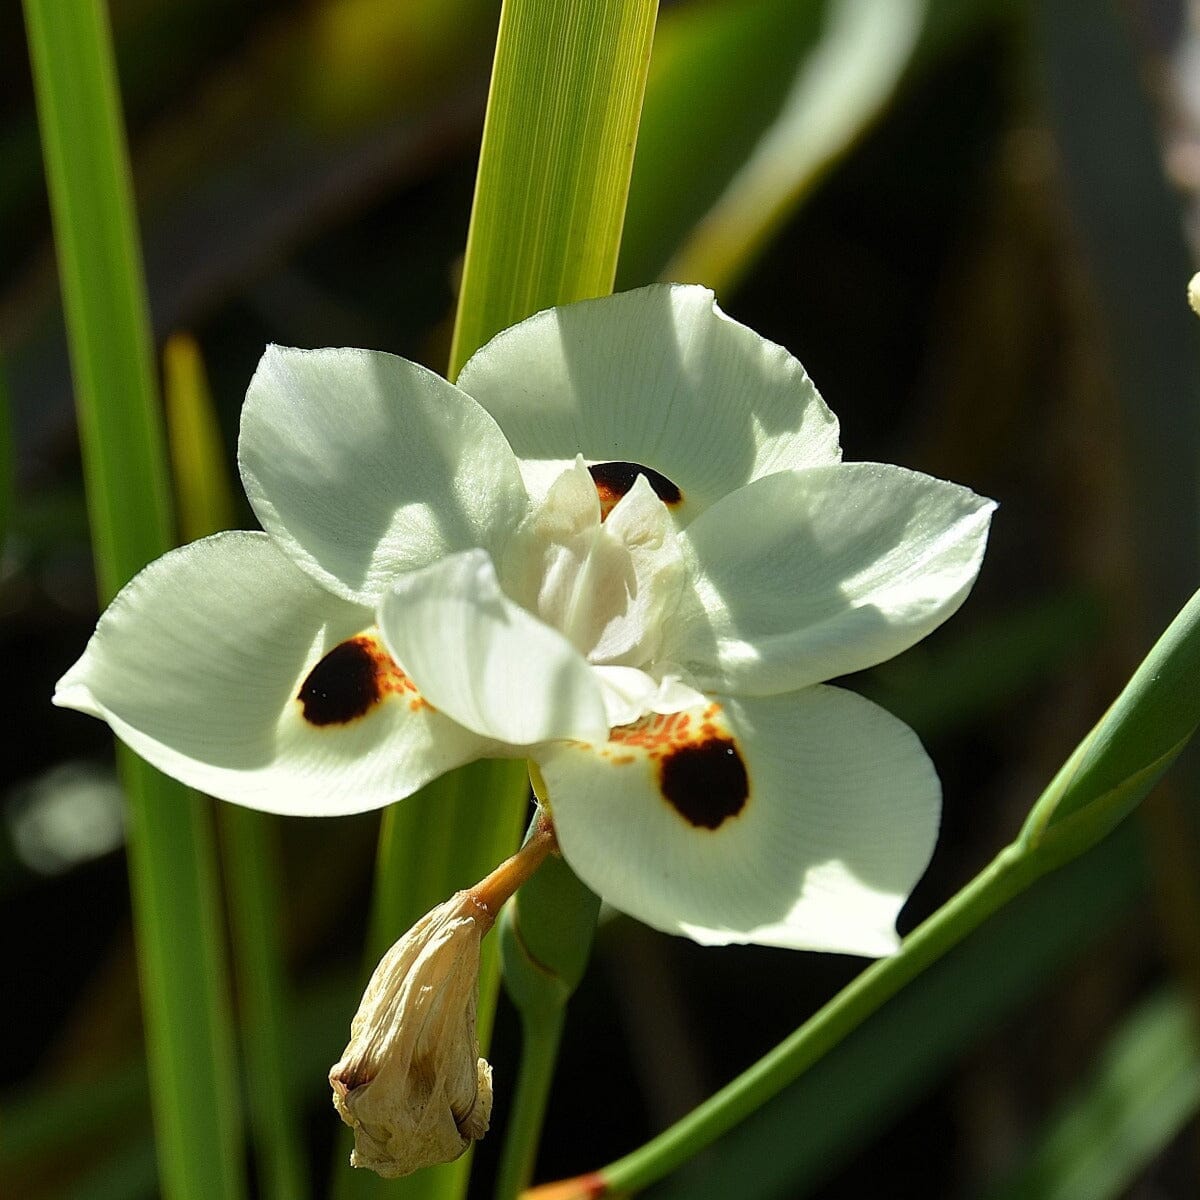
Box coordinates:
[55,285,994,956]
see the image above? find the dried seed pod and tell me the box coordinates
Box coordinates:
[330,890,494,1178]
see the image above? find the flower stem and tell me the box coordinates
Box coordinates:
[218,807,309,1200]
[471,812,557,919]
[523,846,1040,1200]
[498,836,602,1197]
[494,1007,568,1200]
[603,849,1038,1195]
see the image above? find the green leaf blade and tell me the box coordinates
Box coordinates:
[449,0,658,376]
[1022,586,1200,850]
[23,0,172,603]
[24,3,245,1197]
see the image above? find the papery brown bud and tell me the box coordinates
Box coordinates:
[329,890,494,1177]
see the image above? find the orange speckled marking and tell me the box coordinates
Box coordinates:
[606,705,716,759]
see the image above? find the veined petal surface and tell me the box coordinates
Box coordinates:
[54,532,489,815]
[240,346,529,604]
[539,686,940,954]
[378,549,610,747]
[661,463,996,695]
[456,285,841,522]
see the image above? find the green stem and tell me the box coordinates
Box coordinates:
[600,846,1040,1195]
[219,807,309,1200]
[495,1010,568,1200]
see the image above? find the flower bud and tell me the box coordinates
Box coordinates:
[330,890,495,1177]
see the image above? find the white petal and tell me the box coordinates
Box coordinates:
[377,549,609,747]
[538,686,940,954]
[456,285,840,523]
[54,532,491,816]
[239,345,529,604]
[662,463,996,694]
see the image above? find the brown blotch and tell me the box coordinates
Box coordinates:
[298,634,416,726]
[588,461,682,520]
[659,737,748,831]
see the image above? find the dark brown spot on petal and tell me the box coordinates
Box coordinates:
[298,634,416,726]
[659,737,748,830]
[589,461,682,520]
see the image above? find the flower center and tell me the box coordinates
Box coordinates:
[503,460,686,672]
[588,461,682,521]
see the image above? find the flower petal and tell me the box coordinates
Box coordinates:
[377,549,609,747]
[54,532,490,815]
[592,665,707,727]
[661,463,996,695]
[538,686,939,954]
[456,284,840,523]
[239,346,530,604]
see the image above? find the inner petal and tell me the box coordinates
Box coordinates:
[503,463,687,669]
[589,461,683,521]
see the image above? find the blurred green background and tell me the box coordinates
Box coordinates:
[5,0,1200,1197]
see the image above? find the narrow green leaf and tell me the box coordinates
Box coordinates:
[448,0,659,376]
[448,3,660,1194]
[662,0,925,293]
[985,989,1200,1200]
[162,333,236,540]
[163,333,307,1200]
[217,808,311,1200]
[1022,586,1200,850]
[22,0,172,601]
[333,4,661,1198]
[118,759,246,1200]
[338,4,658,1197]
[23,3,244,1197]
[617,0,927,292]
